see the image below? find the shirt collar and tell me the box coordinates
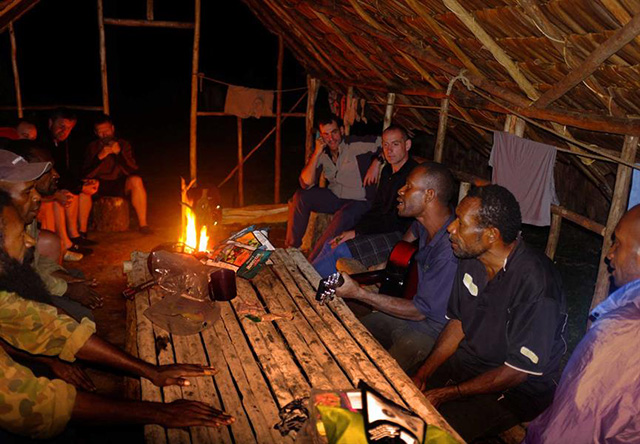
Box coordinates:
[428,214,456,248]
[589,278,640,325]
[502,235,524,273]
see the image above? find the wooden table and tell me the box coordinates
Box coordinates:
[125,248,462,443]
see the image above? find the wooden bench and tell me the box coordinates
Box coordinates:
[125,248,463,444]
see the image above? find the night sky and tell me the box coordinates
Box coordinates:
[0,0,310,205]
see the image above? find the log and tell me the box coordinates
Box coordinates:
[103,18,194,29]
[189,0,201,181]
[592,135,638,311]
[434,94,450,163]
[97,0,109,114]
[305,76,320,162]
[8,22,22,118]
[93,197,130,232]
[299,212,333,254]
[545,213,563,260]
[275,35,283,204]
[383,92,396,130]
[146,0,153,20]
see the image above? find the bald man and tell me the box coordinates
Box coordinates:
[335,163,458,373]
[525,205,640,443]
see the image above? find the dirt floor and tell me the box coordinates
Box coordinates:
[69,176,599,443]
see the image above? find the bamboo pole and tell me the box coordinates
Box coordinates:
[146,0,154,21]
[197,111,305,118]
[591,135,639,311]
[237,117,244,207]
[97,0,109,114]
[0,105,103,111]
[305,76,320,162]
[434,94,450,163]
[275,35,283,204]
[8,22,22,119]
[189,0,201,181]
[383,93,396,130]
[103,18,194,29]
[545,213,563,260]
[344,86,354,136]
[503,115,525,137]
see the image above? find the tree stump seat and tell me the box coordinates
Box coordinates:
[92,196,130,232]
[300,211,334,254]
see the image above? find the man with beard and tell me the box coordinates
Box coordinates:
[412,185,567,442]
[0,193,234,440]
[0,149,102,321]
[334,163,458,373]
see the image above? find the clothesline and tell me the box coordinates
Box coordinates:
[198,73,307,93]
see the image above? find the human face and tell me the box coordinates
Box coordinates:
[36,167,59,197]
[319,121,343,152]
[447,197,490,259]
[95,122,115,141]
[49,117,76,142]
[382,129,411,167]
[1,180,41,223]
[16,122,37,140]
[606,213,640,287]
[397,169,427,218]
[2,205,35,263]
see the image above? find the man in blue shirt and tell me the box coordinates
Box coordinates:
[335,163,458,373]
[525,205,640,443]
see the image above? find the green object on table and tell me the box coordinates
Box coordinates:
[426,424,459,444]
[316,405,367,444]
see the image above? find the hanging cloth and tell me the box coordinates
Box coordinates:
[224,85,274,119]
[489,131,559,226]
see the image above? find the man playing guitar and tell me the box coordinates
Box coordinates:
[334,163,459,374]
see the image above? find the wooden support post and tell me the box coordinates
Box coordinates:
[591,135,639,311]
[545,213,563,260]
[8,23,22,119]
[237,117,244,207]
[189,0,201,181]
[458,181,471,203]
[434,94,450,163]
[275,35,283,204]
[383,93,396,130]
[504,115,526,136]
[344,86,354,136]
[305,76,320,162]
[97,0,109,114]
[146,0,154,21]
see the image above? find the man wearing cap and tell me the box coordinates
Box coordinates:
[0,150,102,321]
[0,192,234,440]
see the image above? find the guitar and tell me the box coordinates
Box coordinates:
[315,240,418,305]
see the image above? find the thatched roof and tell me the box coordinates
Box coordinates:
[242,0,640,199]
[0,0,38,31]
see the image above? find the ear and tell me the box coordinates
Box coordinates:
[483,226,500,245]
[340,126,345,137]
[405,139,412,151]
[423,188,436,205]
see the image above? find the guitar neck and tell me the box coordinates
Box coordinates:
[350,270,387,286]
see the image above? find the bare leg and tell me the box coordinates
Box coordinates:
[54,201,74,249]
[65,194,80,239]
[37,229,63,264]
[78,193,93,233]
[125,175,148,227]
[38,201,56,232]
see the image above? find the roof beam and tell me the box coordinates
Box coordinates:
[443,0,539,100]
[534,12,640,108]
[405,0,482,77]
[0,0,38,32]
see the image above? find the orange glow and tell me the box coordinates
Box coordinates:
[198,225,209,251]
[180,205,209,252]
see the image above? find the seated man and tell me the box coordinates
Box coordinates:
[313,125,418,277]
[82,114,152,235]
[335,163,458,373]
[286,115,381,262]
[0,119,37,147]
[0,193,233,440]
[525,205,640,443]
[0,149,102,321]
[40,108,97,254]
[412,185,567,442]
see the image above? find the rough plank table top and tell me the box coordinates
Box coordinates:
[125,248,463,444]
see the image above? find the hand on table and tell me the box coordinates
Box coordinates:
[423,386,459,408]
[156,400,234,428]
[149,364,218,388]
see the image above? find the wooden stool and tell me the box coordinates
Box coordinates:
[93,196,130,232]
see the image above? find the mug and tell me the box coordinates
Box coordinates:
[209,268,237,302]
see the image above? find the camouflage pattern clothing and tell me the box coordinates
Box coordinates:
[26,220,68,297]
[0,290,95,439]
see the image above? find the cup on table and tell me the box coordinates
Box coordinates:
[209,268,237,302]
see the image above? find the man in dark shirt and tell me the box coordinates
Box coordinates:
[312,125,418,277]
[335,163,458,373]
[81,114,152,235]
[413,185,567,442]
